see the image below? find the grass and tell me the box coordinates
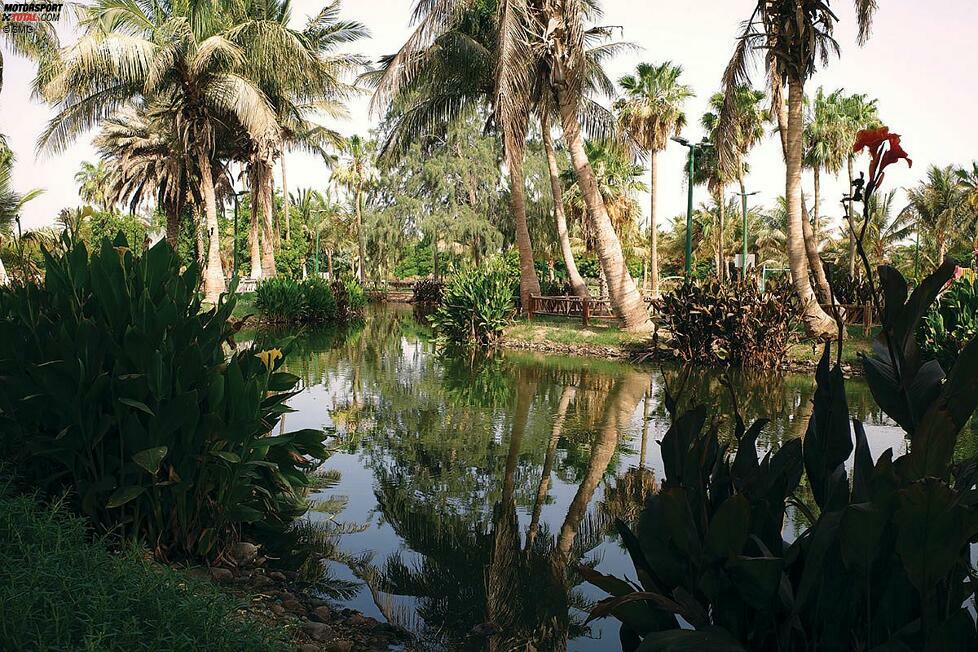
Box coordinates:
[504,314,650,348]
[0,485,290,652]
[505,314,876,370]
[787,325,877,366]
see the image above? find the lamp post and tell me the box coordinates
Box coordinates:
[732,189,759,280]
[671,136,712,281]
[311,208,328,277]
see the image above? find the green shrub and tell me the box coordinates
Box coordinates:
[301,277,338,322]
[921,270,978,370]
[824,262,873,304]
[430,260,516,346]
[0,488,287,651]
[331,278,366,322]
[0,234,328,559]
[255,276,307,322]
[583,261,978,651]
[654,279,798,369]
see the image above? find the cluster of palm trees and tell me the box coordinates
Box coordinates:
[33,0,367,302]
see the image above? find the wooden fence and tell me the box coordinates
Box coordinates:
[527,294,655,326]
[821,303,876,335]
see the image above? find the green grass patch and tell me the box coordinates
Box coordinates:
[505,314,649,348]
[787,326,877,366]
[0,487,289,652]
[232,291,257,319]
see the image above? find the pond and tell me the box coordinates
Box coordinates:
[269,304,911,651]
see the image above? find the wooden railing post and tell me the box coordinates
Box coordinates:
[864,304,872,336]
[527,295,535,321]
[582,297,590,327]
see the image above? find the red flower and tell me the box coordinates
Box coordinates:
[853,126,912,193]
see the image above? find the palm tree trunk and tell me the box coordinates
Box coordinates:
[326,249,334,279]
[847,156,857,278]
[804,170,832,304]
[199,152,226,303]
[259,162,276,277]
[165,200,181,251]
[650,151,660,297]
[556,372,648,559]
[716,184,727,283]
[248,170,262,281]
[356,185,366,284]
[280,157,290,241]
[507,147,542,308]
[527,385,576,548]
[786,79,836,339]
[555,89,651,332]
[541,113,588,298]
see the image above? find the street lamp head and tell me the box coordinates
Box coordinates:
[671,136,690,147]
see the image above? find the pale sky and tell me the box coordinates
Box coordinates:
[3,0,977,235]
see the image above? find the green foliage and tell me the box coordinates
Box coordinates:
[429,259,517,346]
[255,276,355,324]
[0,234,328,559]
[412,278,444,303]
[584,262,978,651]
[332,278,366,322]
[0,488,287,651]
[255,276,307,323]
[656,280,798,368]
[921,272,978,370]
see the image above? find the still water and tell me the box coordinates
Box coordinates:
[273,304,908,651]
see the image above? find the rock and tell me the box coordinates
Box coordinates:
[269,604,285,616]
[252,573,274,588]
[311,606,332,623]
[347,613,378,629]
[269,571,287,582]
[209,567,234,584]
[302,620,332,641]
[325,642,353,652]
[231,542,260,566]
[282,599,307,616]
[298,645,318,652]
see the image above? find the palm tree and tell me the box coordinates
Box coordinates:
[803,87,849,301]
[614,61,693,297]
[718,0,878,339]
[93,106,197,249]
[540,1,652,332]
[0,137,43,285]
[370,0,542,308]
[902,166,967,266]
[955,162,978,250]
[332,136,376,284]
[863,190,913,268]
[1,11,57,96]
[74,160,114,213]
[40,0,283,303]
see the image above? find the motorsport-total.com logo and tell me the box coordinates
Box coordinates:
[2,2,63,32]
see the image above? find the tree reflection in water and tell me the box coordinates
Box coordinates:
[279,304,904,651]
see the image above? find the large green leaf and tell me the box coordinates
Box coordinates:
[106,485,145,508]
[894,479,978,595]
[705,495,750,560]
[132,446,167,475]
[803,345,852,510]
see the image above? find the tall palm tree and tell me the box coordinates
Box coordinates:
[803,87,849,301]
[863,190,913,268]
[39,0,282,303]
[540,0,652,332]
[614,61,693,297]
[332,136,376,284]
[955,162,978,251]
[74,160,114,213]
[902,166,967,266]
[1,11,57,96]
[718,0,878,339]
